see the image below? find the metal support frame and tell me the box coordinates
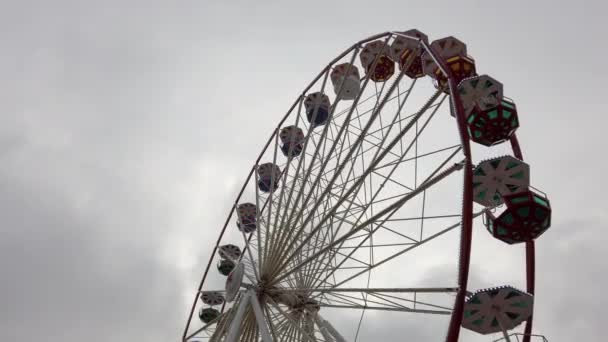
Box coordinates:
[510,135,536,342]
[225,289,273,342]
[315,314,348,342]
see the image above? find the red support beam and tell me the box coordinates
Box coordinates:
[510,134,536,342]
[414,39,475,342]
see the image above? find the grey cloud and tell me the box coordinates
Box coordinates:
[1,0,607,341]
[0,174,182,341]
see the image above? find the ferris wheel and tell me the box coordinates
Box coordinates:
[182,30,553,342]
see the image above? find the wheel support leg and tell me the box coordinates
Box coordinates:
[314,314,334,342]
[317,314,348,342]
[250,291,273,342]
[226,290,274,342]
[225,292,249,342]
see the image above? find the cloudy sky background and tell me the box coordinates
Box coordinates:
[1,0,606,341]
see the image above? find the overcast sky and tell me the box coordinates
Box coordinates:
[1,1,607,341]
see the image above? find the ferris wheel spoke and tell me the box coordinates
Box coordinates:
[319,304,451,315]
[239,231,260,282]
[264,97,307,276]
[325,208,487,291]
[337,241,417,249]
[245,94,310,281]
[283,325,298,342]
[257,127,281,276]
[302,201,338,287]
[305,94,437,190]
[267,298,320,341]
[266,61,338,268]
[306,231,345,288]
[241,312,258,342]
[329,249,371,268]
[310,135,463,288]
[364,100,439,141]
[274,158,462,287]
[269,141,350,275]
[266,176,321,266]
[300,287,460,294]
[312,287,457,313]
[270,147,311,269]
[384,213,463,222]
[326,293,438,313]
[264,167,315,275]
[339,215,419,243]
[354,92,447,195]
[312,120,350,202]
[309,129,404,170]
[304,134,371,256]
[322,118,370,215]
[332,82,399,142]
[271,91,447,286]
[233,214,263,284]
[372,170,415,191]
[298,156,366,269]
[299,189,377,288]
[271,38,401,273]
[269,76,417,284]
[262,305,280,341]
[322,222,456,290]
[396,79,416,155]
[310,289,453,315]
[310,159,461,289]
[326,137,456,197]
[325,85,445,224]
[325,192,367,217]
[320,292,363,308]
[272,321,290,341]
[373,75,388,108]
[185,316,220,341]
[265,308,285,327]
[301,191,364,288]
[267,52,364,277]
[367,291,454,312]
[276,176,328,278]
[264,135,321,275]
[335,91,425,162]
[332,91,376,120]
[374,143,462,172]
[271,318,293,339]
[252,165,267,276]
[302,234,340,289]
[280,103,368,256]
[282,53,367,224]
[331,77,412,122]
